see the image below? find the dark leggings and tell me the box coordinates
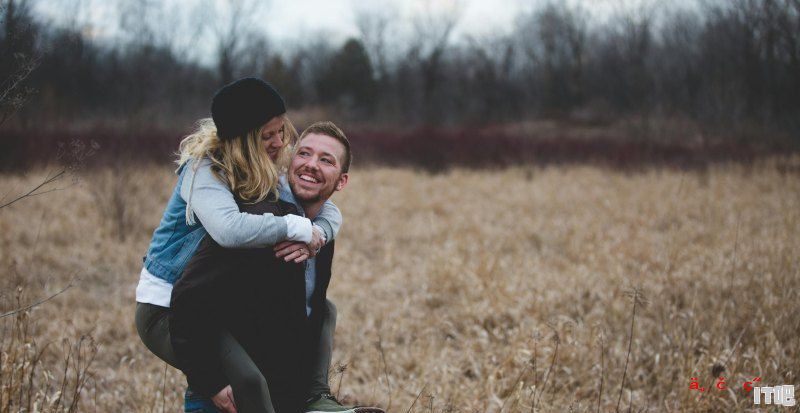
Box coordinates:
[135,301,336,413]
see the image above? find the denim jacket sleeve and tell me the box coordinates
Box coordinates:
[180,158,313,248]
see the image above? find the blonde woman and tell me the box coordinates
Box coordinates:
[134,78,341,412]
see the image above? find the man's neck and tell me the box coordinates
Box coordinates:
[300,201,324,220]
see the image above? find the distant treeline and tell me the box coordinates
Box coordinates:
[1,0,799,141]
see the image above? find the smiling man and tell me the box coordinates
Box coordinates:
[273,122,367,413]
[289,125,350,210]
[169,122,384,413]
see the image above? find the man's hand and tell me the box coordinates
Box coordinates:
[212,385,237,413]
[275,241,313,263]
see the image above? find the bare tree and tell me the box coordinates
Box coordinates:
[652,7,703,116]
[516,2,588,113]
[354,4,395,85]
[0,0,38,127]
[458,34,523,121]
[406,0,464,123]
[2,0,800,138]
[199,0,269,84]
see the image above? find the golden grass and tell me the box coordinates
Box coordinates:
[1,159,798,412]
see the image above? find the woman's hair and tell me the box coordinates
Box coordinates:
[177,115,299,203]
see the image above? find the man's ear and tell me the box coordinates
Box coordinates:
[335,173,349,191]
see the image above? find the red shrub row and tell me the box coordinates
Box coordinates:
[0,126,793,172]
[348,127,790,172]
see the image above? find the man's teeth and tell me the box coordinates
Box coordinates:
[299,174,318,183]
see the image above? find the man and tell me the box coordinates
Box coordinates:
[170,122,383,413]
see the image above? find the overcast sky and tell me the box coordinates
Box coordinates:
[34,0,674,63]
[260,0,660,42]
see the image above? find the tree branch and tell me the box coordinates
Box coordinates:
[0,283,74,319]
[0,170,66,209]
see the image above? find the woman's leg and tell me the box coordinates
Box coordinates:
[135,302,180,367]
[217,330,276,413]
[136,303,217,412]
[137,302,276,413]
[305,299,337,400]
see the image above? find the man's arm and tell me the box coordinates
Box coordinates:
[313,199,342,244]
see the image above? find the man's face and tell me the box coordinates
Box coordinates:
[288,133,348,204]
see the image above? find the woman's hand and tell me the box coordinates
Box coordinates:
[212,385,237,413]
[275,227,324,263]
[307,225,326,253]
[275,241,313,263]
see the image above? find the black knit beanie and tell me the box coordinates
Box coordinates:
[211,77,286,141]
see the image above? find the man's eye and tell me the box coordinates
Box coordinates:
[299,151,310,156]
[322,158,333,164]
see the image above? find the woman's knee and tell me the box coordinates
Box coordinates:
[134,303,148,340]
[135,303,164,346]
[233,368,269,400]
[134,303,180,367]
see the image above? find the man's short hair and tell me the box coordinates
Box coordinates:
[299,121,351,173]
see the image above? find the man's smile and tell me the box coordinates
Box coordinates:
[296,170,323,187]
[299,174,319,183]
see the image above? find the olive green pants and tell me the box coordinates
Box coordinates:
[135,301,336,413]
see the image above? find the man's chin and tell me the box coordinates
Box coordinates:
[290,183,322,201]
[290,178,338,204]
[293,191,321,204]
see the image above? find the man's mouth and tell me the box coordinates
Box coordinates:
[298,173,320,184]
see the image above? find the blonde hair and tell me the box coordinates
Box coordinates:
[177,115,299,205]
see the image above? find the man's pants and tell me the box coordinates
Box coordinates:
[135,301,337,413]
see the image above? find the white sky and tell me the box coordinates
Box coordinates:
[238,0,658,43]
[34,0,679,63]
[263,0,523,42]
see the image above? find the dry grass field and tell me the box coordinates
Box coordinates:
[1,159,799,412]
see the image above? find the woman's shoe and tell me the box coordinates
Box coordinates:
[184,387,219,413]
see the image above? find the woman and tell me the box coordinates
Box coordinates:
[135,77,341,412]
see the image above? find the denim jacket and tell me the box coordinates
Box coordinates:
[143,162,208,283]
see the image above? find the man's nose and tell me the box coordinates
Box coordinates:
[305,156,320,170]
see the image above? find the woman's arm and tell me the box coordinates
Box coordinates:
[180,159,313,248]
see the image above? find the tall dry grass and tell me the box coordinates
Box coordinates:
[0,158,798,412]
